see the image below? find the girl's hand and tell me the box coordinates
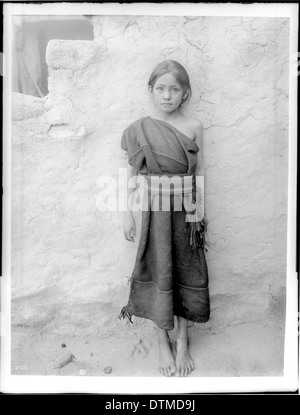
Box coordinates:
[123,212,136,242]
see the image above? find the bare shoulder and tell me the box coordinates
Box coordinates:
[190,117,203,130]
[182,115,201,128]
[182,116,203,140]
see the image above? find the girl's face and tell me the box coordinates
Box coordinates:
[151,72,187,113]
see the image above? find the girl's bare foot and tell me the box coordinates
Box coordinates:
[175,338,195,377]
[175,316,195,376]
[157,329,176,376]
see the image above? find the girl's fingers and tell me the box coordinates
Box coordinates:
[123,230,135,241]
[123,226,136,241]
[127,233,135,242]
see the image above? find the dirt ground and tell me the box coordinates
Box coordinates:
[11,304,285,381]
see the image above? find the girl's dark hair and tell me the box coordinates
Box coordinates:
[147,60,192,104]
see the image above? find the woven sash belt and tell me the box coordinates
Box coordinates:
[137,173,207,250]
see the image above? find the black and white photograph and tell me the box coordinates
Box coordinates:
[1,2,298,395]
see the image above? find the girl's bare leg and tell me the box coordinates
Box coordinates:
[175,317,195,376]
[156,326,176,376]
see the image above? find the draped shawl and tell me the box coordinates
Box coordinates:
[119,116,210,330]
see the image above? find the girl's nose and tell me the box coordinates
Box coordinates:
[163,90,171,99]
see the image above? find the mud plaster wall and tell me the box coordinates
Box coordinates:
[11,16,289,335]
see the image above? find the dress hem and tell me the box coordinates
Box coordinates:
[119,305,210,331]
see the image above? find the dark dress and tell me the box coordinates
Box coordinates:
[119,116,210,330]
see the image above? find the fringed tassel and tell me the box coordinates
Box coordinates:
[118,306,133,324]
[189,174,208,251]
[190,216,209,251]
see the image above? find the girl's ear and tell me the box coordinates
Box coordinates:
[148,86,154,99]
[182,90,190,103]
[180,91,190,107]
[181,94,188,103]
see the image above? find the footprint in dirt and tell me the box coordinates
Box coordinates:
[130,339,149,358]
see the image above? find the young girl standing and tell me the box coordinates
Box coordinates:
[119,60,210,377]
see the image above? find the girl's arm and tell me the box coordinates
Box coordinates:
[123,162,137,242]
[194,121,205,220]
[194,120,205,177]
